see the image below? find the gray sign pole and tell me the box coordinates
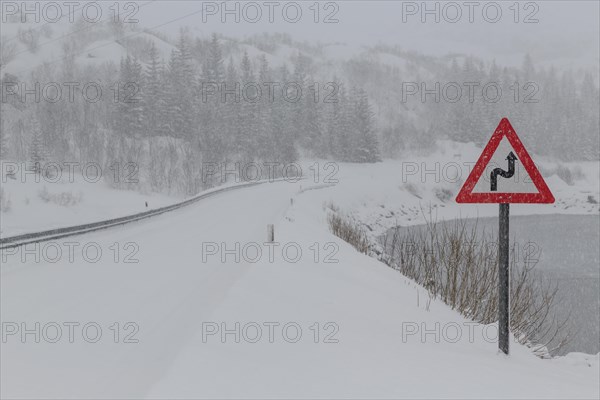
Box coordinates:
[498,203,510,354]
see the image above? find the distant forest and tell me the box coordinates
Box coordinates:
[1,23,598,196]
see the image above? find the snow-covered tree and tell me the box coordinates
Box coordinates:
[29,117,46,173]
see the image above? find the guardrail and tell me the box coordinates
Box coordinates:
[0,180,276,250]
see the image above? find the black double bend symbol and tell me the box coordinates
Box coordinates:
[490,152,517,192]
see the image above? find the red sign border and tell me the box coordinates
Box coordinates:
[456,118,555,204]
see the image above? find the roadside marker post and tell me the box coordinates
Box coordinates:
[267,224,275,242]
[456,117,555,355]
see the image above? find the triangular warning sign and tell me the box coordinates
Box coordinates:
[456,118,555,204]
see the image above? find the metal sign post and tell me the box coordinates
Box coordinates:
[498,203,510,354]
[456,118,555,355]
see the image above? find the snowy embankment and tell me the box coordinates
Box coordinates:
[310,140,600,237]
[2,176,598,399]
[0,174,179,237]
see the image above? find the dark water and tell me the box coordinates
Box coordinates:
[384,215,600,356]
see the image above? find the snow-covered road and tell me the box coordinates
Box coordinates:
[1,181,298,398]
[1,181,598,399]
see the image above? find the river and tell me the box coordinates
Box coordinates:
[383,214,599,356]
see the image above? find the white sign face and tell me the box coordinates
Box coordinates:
[471,137,538,194]
[456,118,554,204]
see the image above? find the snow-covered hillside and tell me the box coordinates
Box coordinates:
[1,20,176,77]
[1,18,422,80]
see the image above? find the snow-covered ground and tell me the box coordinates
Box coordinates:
[1,178,598,399]
[311,141,600,237]
[0,173,179,237]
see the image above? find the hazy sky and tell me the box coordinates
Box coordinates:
[128,1,599,69]
[3,1,598,70]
